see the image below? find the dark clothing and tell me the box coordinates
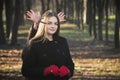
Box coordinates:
[27,25,37,42]
[21,27,74,80]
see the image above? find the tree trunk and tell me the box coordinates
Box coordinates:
[0,0,6,45]
[76,0,80,28]
[19,0,25,25]
[11,0,20,45]
[105,0,109,44]
[46,0,50,10]
[63,0,67,15]
[114,0,120,48]
[97,0,105,40]
[80,0,84,30]
[25,0,32,11]
[51,0,55,11]
[87,0,93,36]
[55,0,62,12]
[5,0,14,39]
[41,0,45,13]
[93,0,97,39]
[83,0,87,24]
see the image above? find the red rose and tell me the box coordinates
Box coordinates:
[59,66,71,77]
[43,65,59,76]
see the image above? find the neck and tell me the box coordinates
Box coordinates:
[46,34,53,41]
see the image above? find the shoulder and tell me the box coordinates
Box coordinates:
[26,40,43,50]
[55,36,68,43]
[58,35,67,40]
[56,36,65,40]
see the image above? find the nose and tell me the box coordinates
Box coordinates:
[51,23,56,27]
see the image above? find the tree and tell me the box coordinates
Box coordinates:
[0,0,6,45]
[25,0,33,11]
[0,0,25,45]
[87,0,93,36]
[0,0,14,45]
[83,0,87,24]
[114,0,120,48]
[93,0,97,39]
[105,0,109,44]
[74,0,81,28]
[11,0,21,45]
[97,0,105,40]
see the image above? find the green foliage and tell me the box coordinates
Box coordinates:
[60,25,93,42]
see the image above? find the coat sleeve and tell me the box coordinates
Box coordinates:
[21,44,44,78]
[63,39,74,77]
[27,25,37,41]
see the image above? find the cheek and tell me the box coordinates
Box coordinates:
[55,25,58,30]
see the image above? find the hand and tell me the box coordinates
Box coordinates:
[26,10,65,23]
[57,11,66,22]
[26,9,41,23]
[43,65,59,76]
[59,66,71,77]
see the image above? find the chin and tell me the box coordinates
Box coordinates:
[49,31,56,34]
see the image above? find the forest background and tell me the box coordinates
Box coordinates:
[0,0,120,80]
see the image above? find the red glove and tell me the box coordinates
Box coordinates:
[43,65,59,76]
[59,66,71,77]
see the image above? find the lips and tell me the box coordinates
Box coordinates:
[49,28,56,31]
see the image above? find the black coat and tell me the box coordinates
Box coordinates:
[21,27,74,80]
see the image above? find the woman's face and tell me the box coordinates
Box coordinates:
[45,16,58,36]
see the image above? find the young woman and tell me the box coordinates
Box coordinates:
[26,9,66,41]
[21,10,74,80]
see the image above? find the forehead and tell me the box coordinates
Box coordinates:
[48,16,57,22]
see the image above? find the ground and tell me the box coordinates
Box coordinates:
[0,23,120,80]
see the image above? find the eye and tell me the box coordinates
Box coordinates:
[47,22,52,25]
[55,22,58,25]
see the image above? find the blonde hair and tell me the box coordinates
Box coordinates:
[29,10,60,44]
